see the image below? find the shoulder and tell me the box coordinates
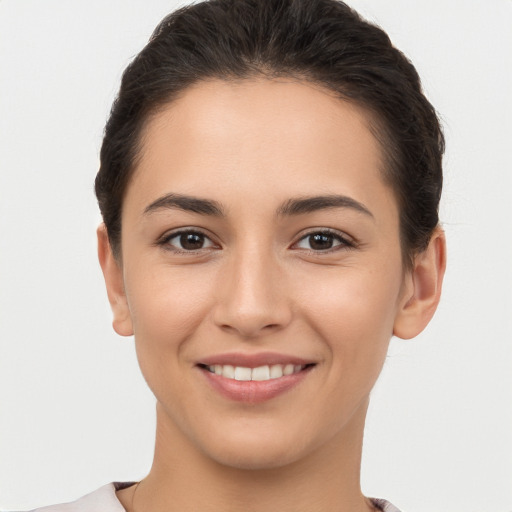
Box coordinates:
[26,482,134,512]
[370,497,403,512]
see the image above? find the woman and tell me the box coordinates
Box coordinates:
[33,0,445,510]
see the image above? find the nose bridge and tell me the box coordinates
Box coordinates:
[213,236,291,337]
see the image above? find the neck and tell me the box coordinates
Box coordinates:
[121,398,373,512]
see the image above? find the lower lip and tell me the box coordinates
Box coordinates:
[200,366,313,404]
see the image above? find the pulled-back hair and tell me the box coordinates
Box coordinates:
[95,0,444,266]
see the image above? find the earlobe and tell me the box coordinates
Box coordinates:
[393,227,447,340]
[97,224,134,337]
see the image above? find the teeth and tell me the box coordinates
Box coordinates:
[222,364,235,379]
[269,364,284,379]
[206,363,307,381]
[251,365,270,381]
[234,366,252,381]
[283,364,295,376]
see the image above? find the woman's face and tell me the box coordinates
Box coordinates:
[112,79,413,469]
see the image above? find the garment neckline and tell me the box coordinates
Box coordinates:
[110,482,398,512]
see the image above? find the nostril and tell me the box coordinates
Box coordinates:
[212,287,293,337]
[219,321,284,338]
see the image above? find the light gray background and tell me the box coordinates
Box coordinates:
[1,1,511,511]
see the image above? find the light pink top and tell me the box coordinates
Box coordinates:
[30,482,402,512]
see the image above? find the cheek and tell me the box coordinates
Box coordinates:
[124,264,216,378]
[295,263,402,378]
[126,262,215,329]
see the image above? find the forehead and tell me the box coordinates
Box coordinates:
[127,78,395,220]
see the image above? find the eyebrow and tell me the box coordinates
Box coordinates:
[143,192,373,219]
[277,194,374,219]
[144,193,225,217]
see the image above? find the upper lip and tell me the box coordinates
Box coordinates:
[197,352,316,368]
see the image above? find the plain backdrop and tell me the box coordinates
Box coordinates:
[0,1,511,511]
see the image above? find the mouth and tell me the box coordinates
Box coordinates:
[196,356,316,403]
[198,363,315,381]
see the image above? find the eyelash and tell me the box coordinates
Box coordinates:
[292,229,356,253]
[157,229,217,254]
[157,228,356,254]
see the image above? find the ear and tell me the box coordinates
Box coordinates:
[393,227,446,339]
[97,224,133,337]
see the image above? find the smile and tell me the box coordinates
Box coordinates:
[197,358,316,403]
[202,363,309,381]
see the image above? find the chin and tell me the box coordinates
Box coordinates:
[208,441,305,471]
[196,423,318,471]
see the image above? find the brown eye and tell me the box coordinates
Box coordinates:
[295,230,353,252]
[180,232,206,250]
[308,233,335,250]
[164,230,216,252]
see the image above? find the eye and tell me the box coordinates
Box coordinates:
[294,230,354,252]
[161,230,216,252]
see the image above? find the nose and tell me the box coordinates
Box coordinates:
[212,245,293,339]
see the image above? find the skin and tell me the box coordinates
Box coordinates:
[98,78,446,512]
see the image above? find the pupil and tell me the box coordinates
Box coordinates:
[310,233,333,250]
[180,233,204,250]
